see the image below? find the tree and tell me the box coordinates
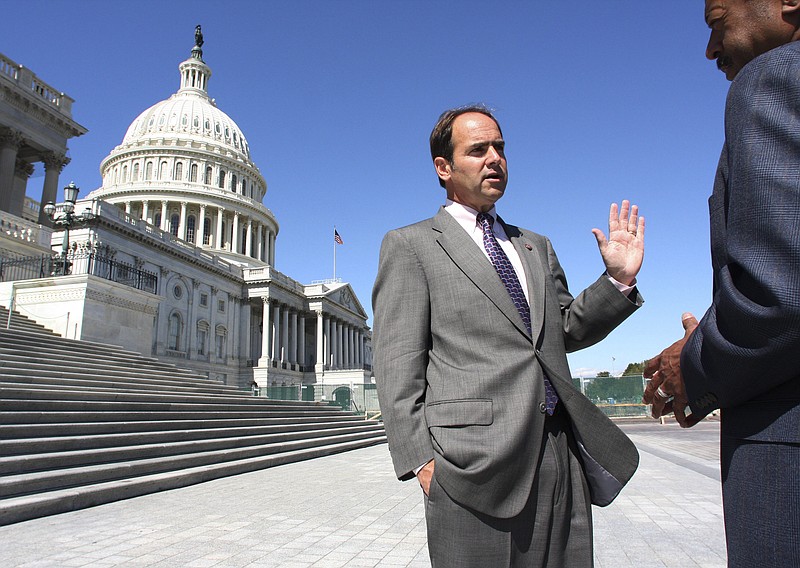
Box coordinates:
[622,361,647,376]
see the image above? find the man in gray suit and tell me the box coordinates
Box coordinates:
[373,105,644,567]
[643,1,800,566]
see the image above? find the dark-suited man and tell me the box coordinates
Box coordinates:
[643,1,800,566]
[373,105,644,567]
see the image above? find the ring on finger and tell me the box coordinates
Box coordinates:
[656,386,670,399]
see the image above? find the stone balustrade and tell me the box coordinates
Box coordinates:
[0,52,75,118]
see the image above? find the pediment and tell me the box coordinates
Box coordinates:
[308,281,368,320]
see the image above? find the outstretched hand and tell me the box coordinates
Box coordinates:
[592,200,644,286]
[643,313,701,428]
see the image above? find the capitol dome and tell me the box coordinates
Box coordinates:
[89,28,278,267]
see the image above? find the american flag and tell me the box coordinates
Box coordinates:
[334,229,344,245]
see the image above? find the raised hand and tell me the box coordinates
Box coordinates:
[643,313,701,428]
[592,200,645,286]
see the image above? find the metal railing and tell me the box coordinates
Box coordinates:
[254,383,380,415]
[0,252,158,294]
[256,377,651,418]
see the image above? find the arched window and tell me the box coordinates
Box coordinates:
[145,161,153,180]
[231,174,237,192]
[174,162,183,181]
[121,165,128,183]
[170,214,180,237]
[241,179,247,195]
[154,213,162,229]
[159,161,169,180]
[190,164,198,183]
[168,313,182,351]
[216,326,227,359]
[132,163,140,182]
[187,215,196,243]
[203,217,211,245]
[218,170,226,189]
[205,166,213,185]
[197,321,209,356]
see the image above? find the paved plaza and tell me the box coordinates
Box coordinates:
[0,419,727,568]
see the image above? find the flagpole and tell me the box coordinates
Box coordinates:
[333,226,337,281]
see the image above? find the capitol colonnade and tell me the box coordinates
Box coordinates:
[117,197,276,264]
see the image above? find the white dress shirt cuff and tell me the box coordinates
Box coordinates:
[607,274,636,295]
[413,459,432,476]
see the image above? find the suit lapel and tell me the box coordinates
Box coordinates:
[432,209,530,337]
[502,220,546,342]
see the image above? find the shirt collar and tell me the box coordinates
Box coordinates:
[444,199,498,225]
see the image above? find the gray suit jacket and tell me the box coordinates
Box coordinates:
[681,41,800,442]
[373,207,641,518]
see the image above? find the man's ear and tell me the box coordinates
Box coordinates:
[433,157,451,182]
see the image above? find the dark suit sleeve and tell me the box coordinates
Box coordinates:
[372,229,434,480]
[682,47,800,416]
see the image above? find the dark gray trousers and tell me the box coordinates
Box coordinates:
[721,433,800,567]
[424,407,593,568]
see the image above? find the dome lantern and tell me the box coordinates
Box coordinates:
[179,25,212,97]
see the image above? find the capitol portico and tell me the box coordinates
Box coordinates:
[0,29,372,392]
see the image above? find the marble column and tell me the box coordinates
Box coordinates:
[348,326,355,369]
[38,151,69,225]
[241,299,251,362]
[290,311,298,365]
[231,211,240,253]
[271,304,281,361]
[215,207,224,249]
[0,130,23,214]
[179,201,188,240]
[160,200,168,232]
[315,311,324,374]
[324,316,332,369]
[256,224,264,261]
[258,298,271,365]
[281,307,289,363]
[298,316,306,369]
[10,159,33,217]
[269,232,276,265]
[197,204,206,245]
[332,320,339,369]
[245,218,253,257]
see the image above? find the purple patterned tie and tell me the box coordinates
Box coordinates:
[477,212,559,415]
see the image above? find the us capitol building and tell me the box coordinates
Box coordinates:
[0,29,372,391]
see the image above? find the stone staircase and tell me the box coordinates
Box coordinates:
[0,306,386,526]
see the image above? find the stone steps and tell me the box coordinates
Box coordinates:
[0,330,212,382]
[0,306,59,336]
[0,439,382,526]
[0,310,384,526]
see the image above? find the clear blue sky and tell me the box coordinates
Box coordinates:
[4,1,726,377]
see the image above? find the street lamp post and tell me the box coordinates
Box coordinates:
[43,182,95,275]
